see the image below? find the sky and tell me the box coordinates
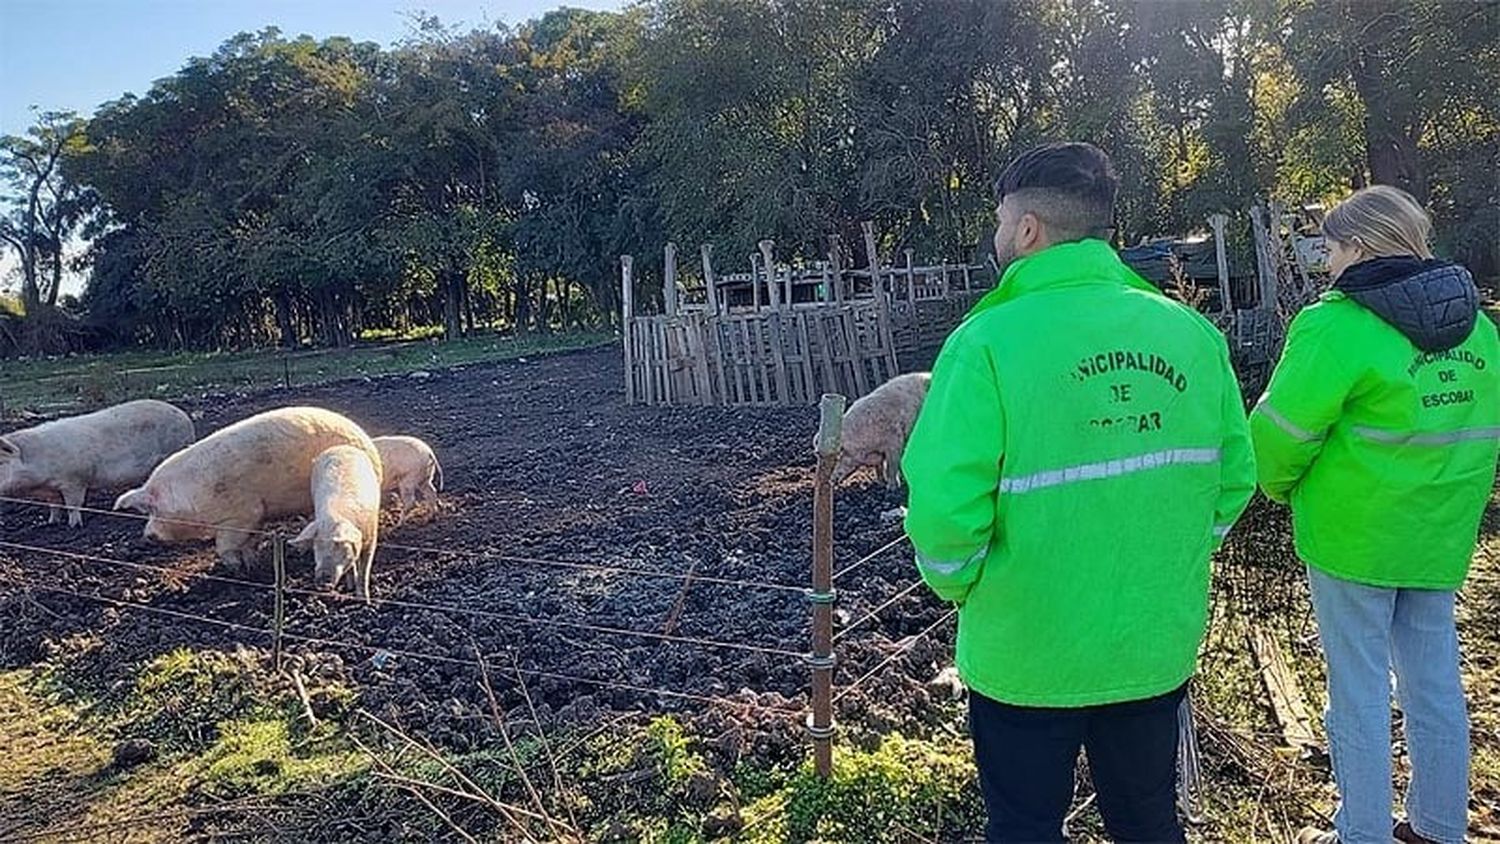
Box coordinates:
[1,0,627,135]
[0,0,626,295]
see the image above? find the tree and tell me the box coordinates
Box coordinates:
[0,110,89,313]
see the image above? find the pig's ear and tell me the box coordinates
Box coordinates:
[289,519,322,549]
[114,487,152,513]
[0,436,19,464]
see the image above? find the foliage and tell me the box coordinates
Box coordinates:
[0,0,1494,355]
[743,732,984,842]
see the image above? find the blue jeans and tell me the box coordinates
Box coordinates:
[1307,566,1470,844]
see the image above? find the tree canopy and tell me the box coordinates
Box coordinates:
[1,0,1494,353]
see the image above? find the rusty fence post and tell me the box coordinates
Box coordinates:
[809,392,845,778]
[272,532,287,672]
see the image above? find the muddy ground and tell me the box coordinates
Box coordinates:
[0,347,943,754]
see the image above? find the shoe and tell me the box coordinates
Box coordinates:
[1296,828,1338,844]
[1393,820,1438,844]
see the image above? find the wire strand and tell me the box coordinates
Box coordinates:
[832,609,956,704]
[0,538,804,659]
[832,532,909,581]
[2,576,805,718]
[831,579,926,644]
[0,492,807,593]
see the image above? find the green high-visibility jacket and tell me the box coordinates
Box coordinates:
[1250,288,1500,589]
[903,239,1255,708]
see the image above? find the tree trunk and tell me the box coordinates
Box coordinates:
[515,276,532,335]
[443,271,463,341]
[47,247,62,307]
[275,294,297,348]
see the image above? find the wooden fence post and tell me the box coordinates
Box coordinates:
[827,234,844,303]
[860,221,880,297]
[700,244,720,315]
[758,240,781,310]
[1209,213,1232,316]
[749,253,762,311]
[810,392,845,778]
[272,532,287,672]
[622,255,636,404]
[664,242,679,316]
[904,248,916,303]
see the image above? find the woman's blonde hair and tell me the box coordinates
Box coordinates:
[1322,184,1434,259]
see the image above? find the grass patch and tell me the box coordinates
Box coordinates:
[742,733,983,843]
[0,330,614,415]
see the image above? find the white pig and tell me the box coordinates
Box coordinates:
[372,435,443,521]
[829,372,932,489]
[0,399,195,527]
[292,445,381,602]
[114,406,380,570]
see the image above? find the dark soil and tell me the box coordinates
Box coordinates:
[0,347,946,749]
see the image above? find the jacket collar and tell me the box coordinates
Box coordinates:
[967,239,1158,319]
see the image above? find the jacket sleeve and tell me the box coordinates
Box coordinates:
[1214,337,1256,543]
[901,331,1005,603]
[1249,306,1358,503]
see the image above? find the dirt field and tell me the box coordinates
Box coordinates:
[1,346,1495,842]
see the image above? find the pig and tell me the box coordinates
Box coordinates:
[291,445,381,602]
[372,435,443,522]
[0,399,195,527]
[113,406,380,570]
[829,372,932,489]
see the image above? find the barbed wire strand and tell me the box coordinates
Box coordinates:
[831,579,926,644]
[0,539,804,659]
[0,493,807,593]
[2,575,805,719]
[832,609,957,704]
[831,532,909,582]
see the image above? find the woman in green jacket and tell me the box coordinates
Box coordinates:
[1251,186,1499,844]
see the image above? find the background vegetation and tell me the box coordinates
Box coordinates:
[2,0,1496,356]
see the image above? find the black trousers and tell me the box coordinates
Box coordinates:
[968,683,1188,843]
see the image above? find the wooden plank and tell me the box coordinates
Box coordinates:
[621,255,635,404]
[768,311,791,404]
[1248,625,1321,753]
[739,317,758,405]
[844,308,869,398]
[796,311,816,405]
[706,315,727,405]
[687,315,712,405]
[812,311,838,397]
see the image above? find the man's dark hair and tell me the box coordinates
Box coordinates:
[993,142,1118,242]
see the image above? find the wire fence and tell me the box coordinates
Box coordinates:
[0,487,940,718]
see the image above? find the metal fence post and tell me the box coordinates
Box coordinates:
[809,392,845,778]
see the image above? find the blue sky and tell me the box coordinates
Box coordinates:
[0,0,627,136]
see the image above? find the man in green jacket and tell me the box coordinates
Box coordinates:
[903,142,1256,842]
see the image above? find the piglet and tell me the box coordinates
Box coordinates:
[372,435,443,522]
[292,445,381,602]
[829,372,932,489]
[0,399,195,527]
[114,406,380,570]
